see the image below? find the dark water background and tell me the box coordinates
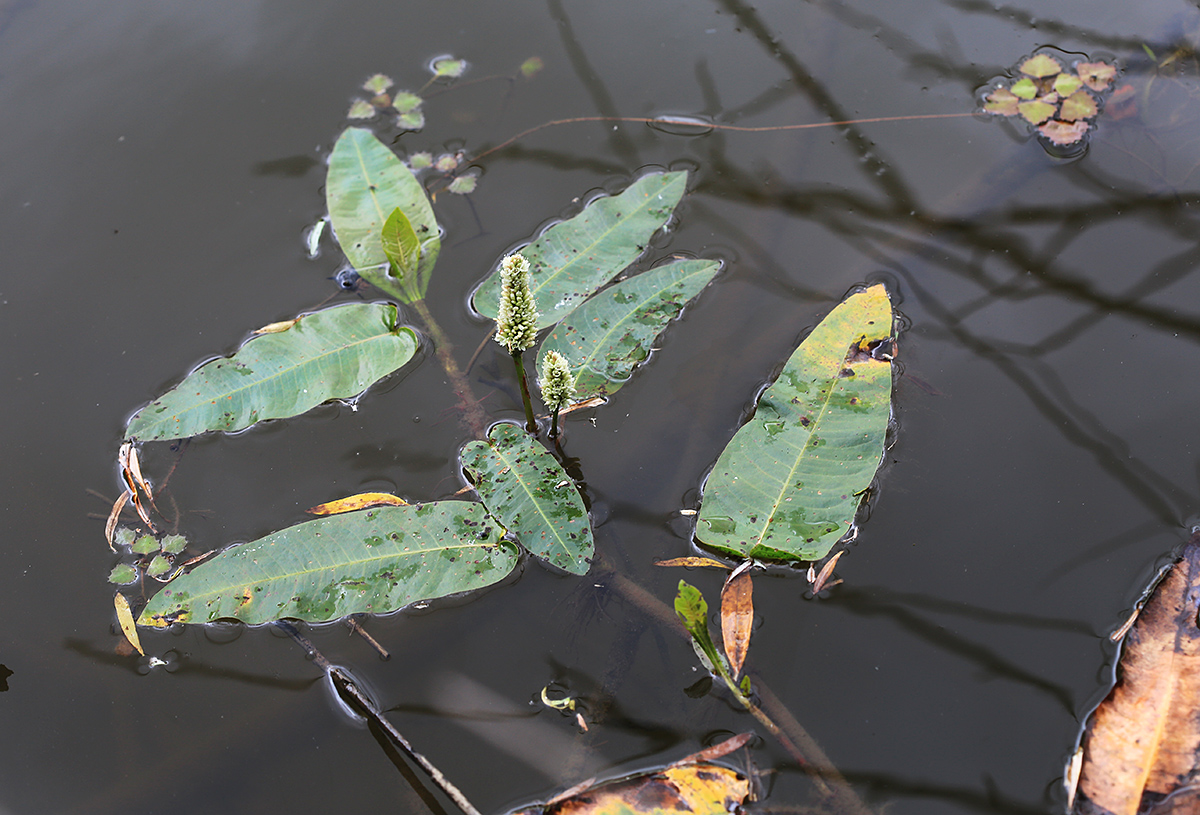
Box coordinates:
[3,1,1200,813]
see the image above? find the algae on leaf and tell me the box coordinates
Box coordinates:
[697,285,893,562]
[461,423,593,574]
[138,502,518,627]
[126,303,417,441]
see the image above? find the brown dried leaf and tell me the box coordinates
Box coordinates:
[105,491,130,552]
[984,87,1020,116]
[668,732,755,767]
[811,550,844,594]
[517,761,752,815]
[1075,539,1200,815]
[720,568,753,679]
[655,557,728,569]
[114,593,144,656]
[306,492,409,515]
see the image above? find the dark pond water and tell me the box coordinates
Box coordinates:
[4,1,1200,813]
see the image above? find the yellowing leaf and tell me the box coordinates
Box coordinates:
[252,318,300,335]
[655,557,728,569]
[1018,98,1056,125]
[1075,537,1200,815]
[1053,72,1084,96]
[1020,54,1062,78]
[114,593,143,656]
[306,492,409,515]
[1010,77,1039,100]
[983,87,1020,116]
[514,763,751,814]
[1059,90,1098,121]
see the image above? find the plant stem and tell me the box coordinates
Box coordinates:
[511,351,537,433]
[550,407,561,439]
[409,298,489,438]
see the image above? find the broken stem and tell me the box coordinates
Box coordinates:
[409,298,489,438]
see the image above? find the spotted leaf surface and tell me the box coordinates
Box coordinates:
[472,172,687,329]
[537,258,719,400]
[697,285,893,562]
[326,127,440,303]
[126,303,417,441]
[137,503,517,627]
[461,423,592,574]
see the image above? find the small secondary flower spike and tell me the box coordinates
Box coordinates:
[539,349,576,438]
[494,253,539,353]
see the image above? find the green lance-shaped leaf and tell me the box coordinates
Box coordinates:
[697,285,893,562]
[461,423,593,574]
[537,258,719,400]
[471,171,688,329]
[326,127,440,303]
[381,207,422,300]
[126,303,417,441]
[138,502,517,627]
[674,580,726,675]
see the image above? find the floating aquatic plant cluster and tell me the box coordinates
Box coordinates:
[984,53,1118,146]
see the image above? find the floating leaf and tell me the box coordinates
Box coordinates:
[434,154,459,172]
[115,593,144,655]
[409,152,433,170]
[362,74,393,94]
[347,100,375,120]
[1053,72,1084,96]
[520,56,544,78]
[1039,119,1090,146]
[132,534,159,555]
[1020,54,1062,78]
[1018,98,1057,125]
[138,503,517,627]
[147,554,173,579]
[432,57,466,78]
[1075,536,1200,815]
[126,304,417,441]
[161,534,187,555]
[325,127,440,301]
[697,285,893,562]
[461,423,592,574]
[655,557,728,569]
[720,569,753,679]
[983,87,1020,116]
[514,762,752,814]
[1077,61,1117,91]
[307,492,409,515]
[397,109,425,131]
[108,564,138,585]
[392,91,422,114]
[113,527,136,549]
[447,175,477,195]
[1059,90,1098,121]
[472,172,689,329]
[1010,77,1039,100]
[537,259,719,400]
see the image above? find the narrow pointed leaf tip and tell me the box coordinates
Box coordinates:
[125,304,417,441]
[538,258,719,400]
[461,423,593,574]
[138,502,518,627]
[697,284,893,562]
[471,171,689,328]
[325,127,440,303]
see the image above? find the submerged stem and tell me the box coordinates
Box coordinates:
[410,298,489,439]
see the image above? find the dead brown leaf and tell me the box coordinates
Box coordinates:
[654,557,728,569]
[306,492,409,515]
[1075,538,1200,815]
[104,491,130,552]
[810,550,844,594]
[720,565,754,679]
[252,318,300,334]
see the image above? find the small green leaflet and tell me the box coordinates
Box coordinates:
[138,503,518,627]
[381,207,422,300]
[126,304,417,442]
[537,258,719,400]
[675,580,724,674]
[326,127,441,303]
[697,285,893,562]
[461,423,593,575]
[471,171,688,329]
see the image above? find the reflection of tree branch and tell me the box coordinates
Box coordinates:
[63,638,315,690]
[830,588,1077,712]
[847,586,1094,634]
[945,0,1177,53]
[545,0,640,165]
